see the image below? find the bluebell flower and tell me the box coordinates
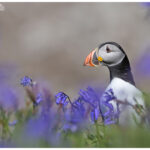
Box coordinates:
[0,67,20,111]
[9,120,18,126]
[0,85,18,111]
[25,117,49,139]
[36,93,43,104]
[63,108,85,132]
[64,107,82,125]
[72,97,85,117]
[23,107,63,146]
[34,93,43,106]
[63,101,69,108]
[79,86,100,108]
[20,76,32,87]
[55,92,69,106]
[62,97,86,131]
[101,89,119,125]
[78,86,105,123]
[33,88,53,116]
[90,107,99,122]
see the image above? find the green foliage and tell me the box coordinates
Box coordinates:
[0,87,150,147]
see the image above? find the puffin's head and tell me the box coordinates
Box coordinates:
[84,42,126,67]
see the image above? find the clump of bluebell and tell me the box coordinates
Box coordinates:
[20,76,118,136]
[20,76,43,106]
[0,73,148,147]
[55,86,118,127]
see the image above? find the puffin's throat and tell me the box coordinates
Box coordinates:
[108,56,135,86]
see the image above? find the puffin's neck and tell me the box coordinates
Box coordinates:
[108,56,135,86]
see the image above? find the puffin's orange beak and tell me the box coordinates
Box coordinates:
[83,49,97,67]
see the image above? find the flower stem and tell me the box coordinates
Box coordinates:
[94,120,101,146]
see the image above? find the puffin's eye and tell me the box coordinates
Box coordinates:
[106,46,111,53]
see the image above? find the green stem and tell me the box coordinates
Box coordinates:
[94,120,101,146]
[0,108,12,140]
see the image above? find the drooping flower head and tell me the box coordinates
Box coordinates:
[90,107,100,122]
[55,91,87,132]
[33,93,43,106]
[55,92,69,107]
[78,86,102,122]
[20,76,32,87]
[79,86,100,108]
[55,86,118,133]
[100,89,119,125]
[63,104,86,132]
[72,97,85,117]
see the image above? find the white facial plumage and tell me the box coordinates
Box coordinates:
[98,44,125,66]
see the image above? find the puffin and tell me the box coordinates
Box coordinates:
[84,42,145,126]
